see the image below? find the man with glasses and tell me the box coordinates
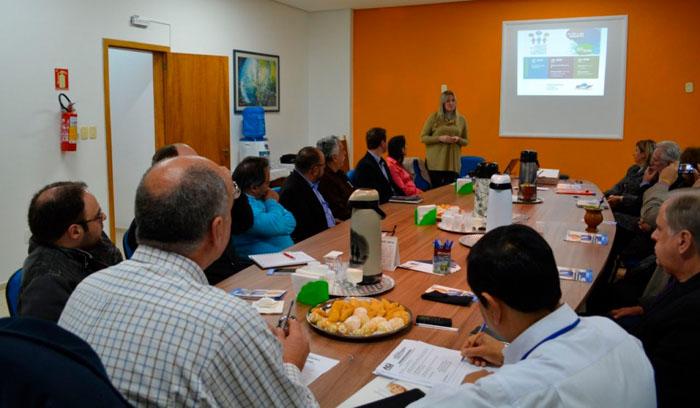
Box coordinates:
[280,146,336,243]
[19,181,122,322]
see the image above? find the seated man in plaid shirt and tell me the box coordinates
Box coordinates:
[60,155,317,407]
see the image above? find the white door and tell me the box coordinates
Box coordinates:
[108,48,156,230]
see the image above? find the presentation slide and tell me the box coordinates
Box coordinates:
[517,28,608,96]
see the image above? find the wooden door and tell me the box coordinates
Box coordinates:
[164,53,230,167]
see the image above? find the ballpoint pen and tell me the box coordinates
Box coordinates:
[283,252,295,259]
[462,322,487,362]
[277,299,295,334]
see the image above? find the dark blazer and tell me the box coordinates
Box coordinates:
[279,170,330,243]
[318,166,355,221]
[354,152,403,203]
[632,272,700,407]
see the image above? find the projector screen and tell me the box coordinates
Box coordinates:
[500,16,628,139]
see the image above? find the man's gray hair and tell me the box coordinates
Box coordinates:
[135,164,229,255]
[316,135,340,161]
[665,191,700,255]
[656,141,681,164]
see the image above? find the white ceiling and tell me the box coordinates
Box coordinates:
[273,0,468,12]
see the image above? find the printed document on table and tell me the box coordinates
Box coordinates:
[373,339,491,387]
[300,353,339,386]
[338,376,428,408]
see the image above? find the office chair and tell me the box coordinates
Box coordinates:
[5,269,22,317]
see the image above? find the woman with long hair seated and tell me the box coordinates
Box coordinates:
[605,139,655,215]
[386,135,422,196]
[232,157,296,258]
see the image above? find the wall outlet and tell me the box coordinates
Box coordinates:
[685,82,694,93]
[89,126,97,139]
[80,126,89,140]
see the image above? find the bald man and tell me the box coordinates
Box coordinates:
[60,156,317,407]
[19,181,122,322]
[125,143,254,284]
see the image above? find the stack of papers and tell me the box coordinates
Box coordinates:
[373,339,489,388]
[537,168,560,185]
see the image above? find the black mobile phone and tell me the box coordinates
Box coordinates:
[678,163,695,175]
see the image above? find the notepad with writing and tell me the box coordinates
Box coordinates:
[248,251,316,269]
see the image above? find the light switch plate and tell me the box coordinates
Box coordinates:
[89,126,97,139]
[441,84,448,93]
[80,126,89,140]
[685,82,694,93]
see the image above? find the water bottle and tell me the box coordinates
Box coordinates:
[486,174,513,231]
[472,162,499,218]
[518,150,539,202]
[349,189,386,284]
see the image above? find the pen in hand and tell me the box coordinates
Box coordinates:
[277,299,296,335]
[462,323,486,362]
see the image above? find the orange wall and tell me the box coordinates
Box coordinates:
[353,0,700,189]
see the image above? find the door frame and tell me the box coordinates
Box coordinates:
[102,39,170,241]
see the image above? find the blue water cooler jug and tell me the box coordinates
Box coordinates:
[241,106,265,140]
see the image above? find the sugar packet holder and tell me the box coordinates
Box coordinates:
[557,266,593,283]
[565,230,609,245]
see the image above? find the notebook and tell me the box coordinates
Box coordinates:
[248,251,316,269]
[389,195,423,204]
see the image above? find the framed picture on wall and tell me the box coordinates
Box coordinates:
[233,50,280,113]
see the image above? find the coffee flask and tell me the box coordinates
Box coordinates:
[349,189,386,284]
[518,150,539,202]
[472,162,499,218]
[486,174,513,231]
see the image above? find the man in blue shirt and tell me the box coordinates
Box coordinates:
[411,224,656,407]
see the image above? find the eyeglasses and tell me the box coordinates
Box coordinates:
[79,209,105,227]
[232,180,241,200]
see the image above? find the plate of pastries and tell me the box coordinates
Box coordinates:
[307,297,412,340]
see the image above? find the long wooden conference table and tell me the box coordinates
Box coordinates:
[216,182,615,407]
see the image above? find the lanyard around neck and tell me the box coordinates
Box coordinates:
[521,318,581,361]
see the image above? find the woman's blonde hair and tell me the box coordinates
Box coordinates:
[438,90,457,121]
[636,139,656,168]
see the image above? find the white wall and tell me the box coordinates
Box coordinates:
[308,9,353,158]
[0,0,353,283]
[109,48,156,229]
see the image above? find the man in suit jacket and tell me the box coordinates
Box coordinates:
[354,127,404,203]
[631,192,700,407]
[280,147,336,243]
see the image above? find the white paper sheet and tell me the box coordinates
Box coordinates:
[373,339,489,387]
[338,376,428,408]
[300,353,340,386]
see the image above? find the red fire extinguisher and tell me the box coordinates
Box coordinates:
[59,93,77,152]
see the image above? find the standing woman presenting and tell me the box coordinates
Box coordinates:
[420,90,468,187]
